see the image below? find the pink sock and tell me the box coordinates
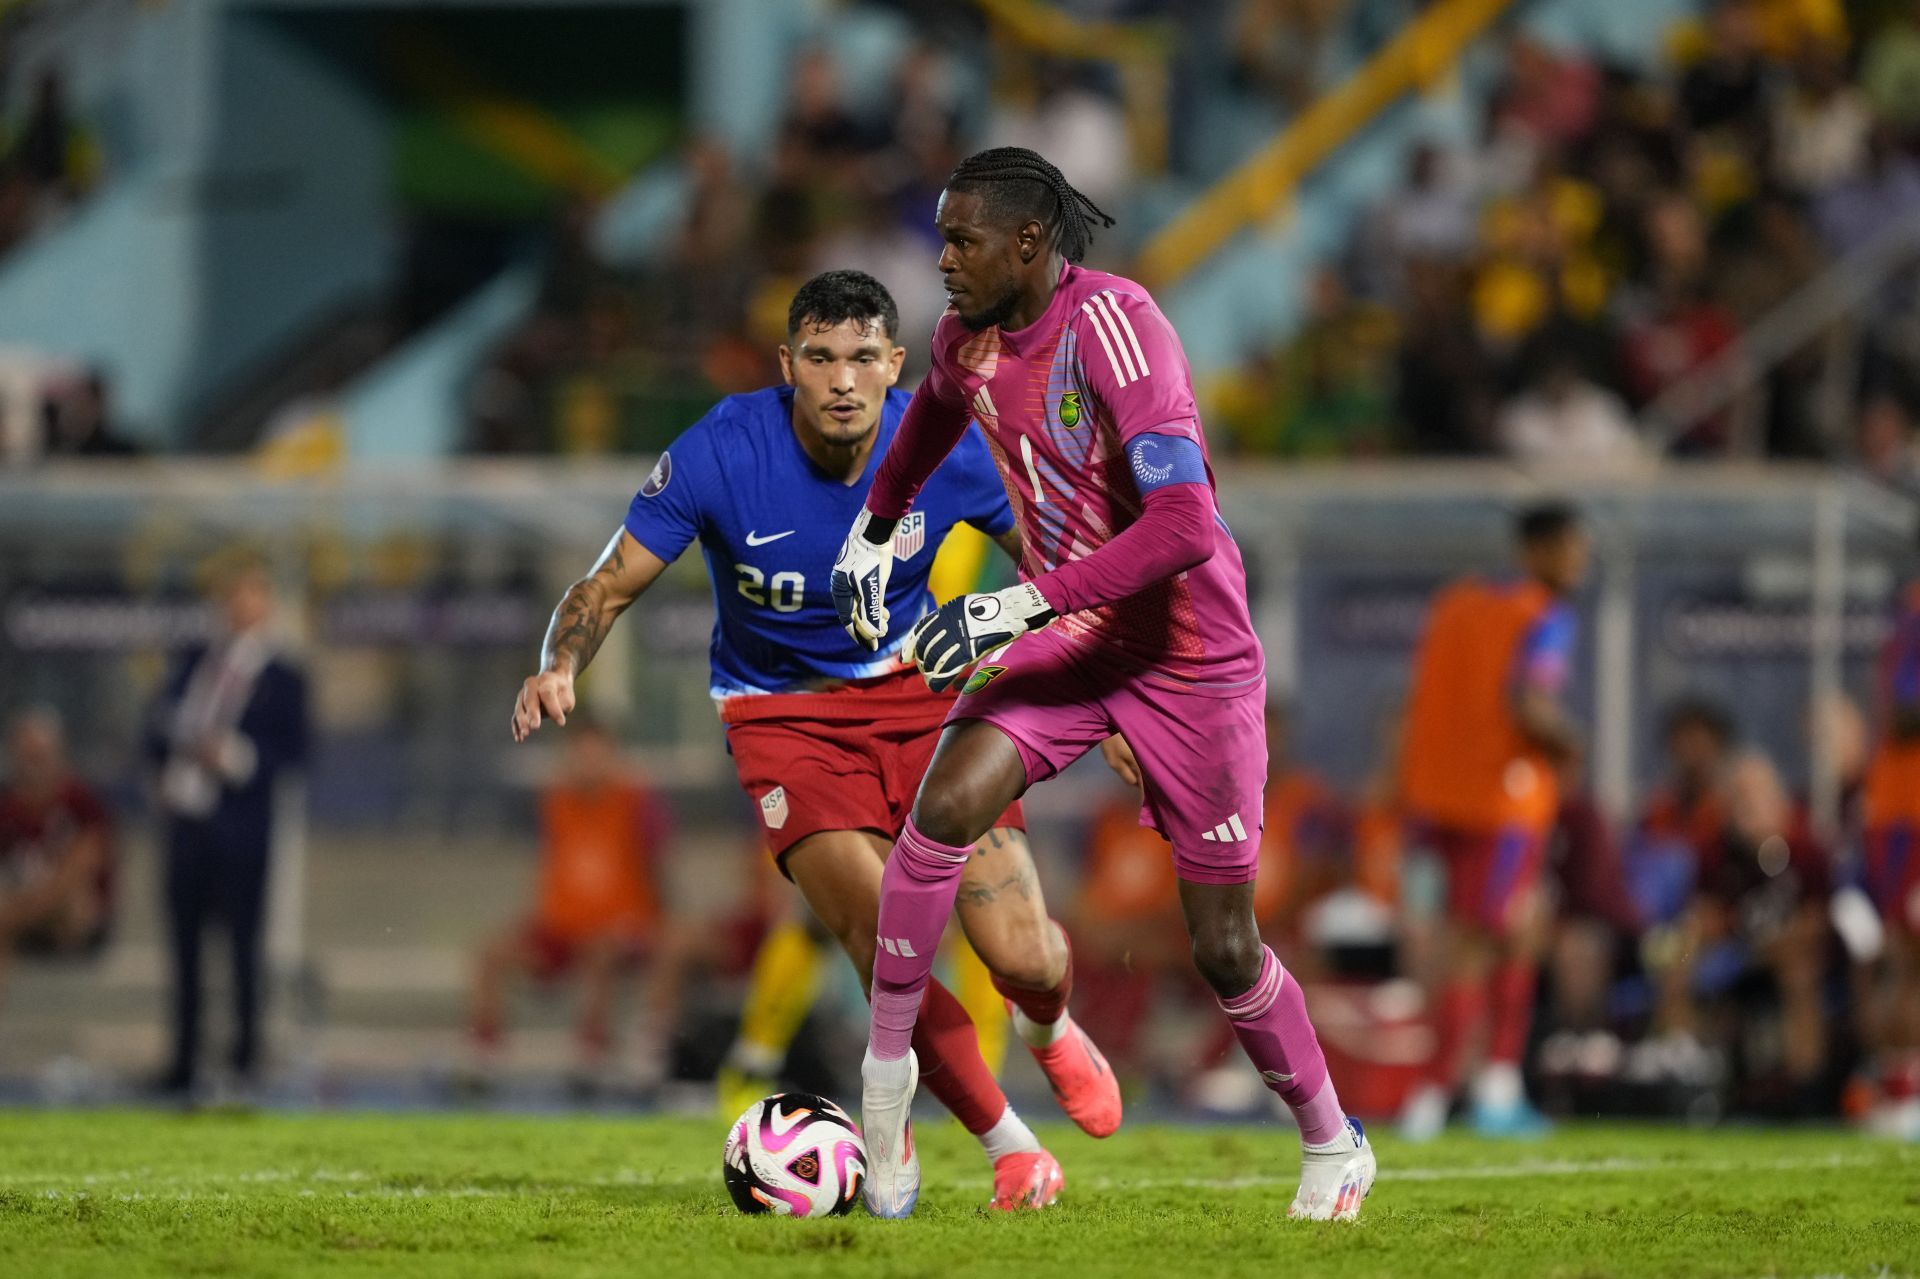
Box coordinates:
[1219,946,1346,1145]
[868,818,973,1061]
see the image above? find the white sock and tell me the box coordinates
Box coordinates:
[1473,1061,1523,1111]
[1301,1120,1355,1155]
[978,1105,1041,1161]
[1012,1006,1071,1049]
[863,1047,913,1089]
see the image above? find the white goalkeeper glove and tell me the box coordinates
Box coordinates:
[831,508,897,650]
[904,583,1057,692]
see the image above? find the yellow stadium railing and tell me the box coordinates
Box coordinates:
[1135,0,1516,290]
[389,22,626,200]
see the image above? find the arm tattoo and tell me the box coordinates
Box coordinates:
[957,869,1036,908]
[1001,869,1036,901]
[959,830,1031,904]
[541,570,628,678]
[959,879,998,906]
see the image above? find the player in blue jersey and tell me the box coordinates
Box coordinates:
[509,271,1120,1209]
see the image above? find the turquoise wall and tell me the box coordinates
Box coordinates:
[0,2,391,444]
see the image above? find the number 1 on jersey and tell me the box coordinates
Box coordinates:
[1020,435,1046,504]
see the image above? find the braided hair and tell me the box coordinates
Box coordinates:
[945,147,1115,263]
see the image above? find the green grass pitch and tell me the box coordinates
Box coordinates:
[1,1110,1915,1277]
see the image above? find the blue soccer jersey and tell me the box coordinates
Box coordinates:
[623,384,1014,701]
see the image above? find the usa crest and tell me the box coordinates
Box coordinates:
[1058,391,1082,429]
[759,786,789,830]
[892,511,927,559]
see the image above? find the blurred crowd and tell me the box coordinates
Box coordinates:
[1219,0,1920,480]
[0,362,141,465]
[11,0,1920,486]
[0,51,129,467]
[458,0,1920,492]
[0,66,98,258]
[459,0,1404,458]
[466,36,1135,456]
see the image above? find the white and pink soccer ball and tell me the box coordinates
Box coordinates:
[723,1092,867,1217]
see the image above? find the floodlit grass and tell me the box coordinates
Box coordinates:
[1,1110,1915,1277]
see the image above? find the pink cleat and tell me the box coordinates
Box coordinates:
[990,1148,1064,1210]
[1019,1009,1123,1138]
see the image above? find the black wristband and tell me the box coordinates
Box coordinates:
[862,514,899,546]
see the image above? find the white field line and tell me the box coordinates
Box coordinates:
[0,1151,1904,1201]
[1086,1151,1906,1191]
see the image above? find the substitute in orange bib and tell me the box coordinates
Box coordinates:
[1396,503,1587,1139]
[469,714,689,1090]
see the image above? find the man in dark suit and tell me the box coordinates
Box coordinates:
[146,550,307,1096]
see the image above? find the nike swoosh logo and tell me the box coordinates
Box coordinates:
[745,530,795,546]
[766,1105,812,1138]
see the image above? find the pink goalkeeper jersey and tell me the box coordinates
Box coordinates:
[873,262,1264,692]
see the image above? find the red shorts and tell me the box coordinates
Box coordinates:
[1423,823,1547,933]
[1865,823,1920,932]
[722,668,1025,870]
[520,922,651,982]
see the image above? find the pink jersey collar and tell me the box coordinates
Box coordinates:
[994,260,1080,356]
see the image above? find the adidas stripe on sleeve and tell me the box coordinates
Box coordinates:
[1073,288,1202,445]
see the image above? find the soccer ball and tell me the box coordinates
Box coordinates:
[722,1092,866,1217]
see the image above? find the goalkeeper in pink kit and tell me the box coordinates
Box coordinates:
[831,147,1376,1219]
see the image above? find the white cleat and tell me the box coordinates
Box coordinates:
[1290,1117,1376,1222]
[859,1048,921,1218]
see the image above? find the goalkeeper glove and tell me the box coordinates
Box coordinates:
[904,583,1057,691]
[830,509,897,650]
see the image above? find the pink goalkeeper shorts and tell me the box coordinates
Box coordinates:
[946,626,1268,885]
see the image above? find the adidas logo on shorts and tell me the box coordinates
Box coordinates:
[1199,813,1250,843]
